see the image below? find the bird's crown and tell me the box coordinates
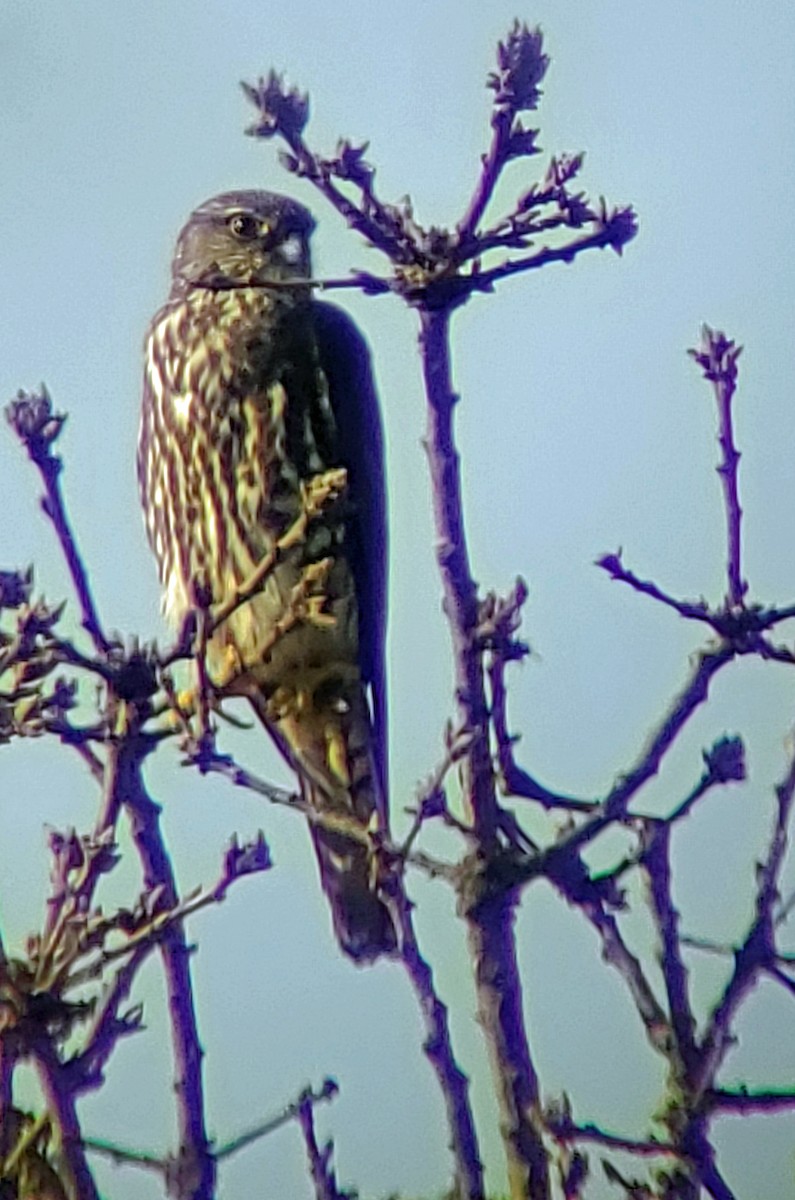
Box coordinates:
[170,190,315,293]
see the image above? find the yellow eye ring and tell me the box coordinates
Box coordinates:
[228,213,261,240]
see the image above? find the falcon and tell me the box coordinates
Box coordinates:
[137,191,394,962]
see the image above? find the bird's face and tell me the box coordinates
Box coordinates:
[170,190,316,293]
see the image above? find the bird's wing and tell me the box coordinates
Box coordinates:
[311,301,389,802]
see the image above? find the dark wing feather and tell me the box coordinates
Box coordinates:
[311,301,388,802]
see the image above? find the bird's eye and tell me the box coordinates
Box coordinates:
[228,214,261,240]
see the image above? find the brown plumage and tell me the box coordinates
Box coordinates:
[138,191,395,962]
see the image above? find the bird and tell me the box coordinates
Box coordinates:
[137,190,395,962]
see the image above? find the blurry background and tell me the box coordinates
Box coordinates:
[1,2,795,1196]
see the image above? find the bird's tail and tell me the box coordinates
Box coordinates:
[249,676,397,963]
[305,780,397,963]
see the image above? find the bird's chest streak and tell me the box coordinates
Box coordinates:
[145,287,352,688]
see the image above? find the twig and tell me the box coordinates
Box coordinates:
[599,551,795,644]
[401,722,475,855]
[706,1086,795,1114]
[419,307,497,839]
[197,271,392,297]
[82,1138,165,1173]
[548,1113,680,1159]
[105,734,216,1200]
[489,651,596,812]
[215,1078,338,1161]
[42,827,118,960]
[5,389,110,654]
[87,1077,339,1181]
[241,73,417,266]
[208,471,345,633]
[296,1084,350,1200]
[468,214,636,293]
[190,746,457,879]
[694,736,795,1094]
[65,946,149,1095]
[596,552,714,623]
[638,821,698,1072]
[689,327,746,607]
[551,873,671,1056]
[592,737,745,886]
[456,23,548,243]
[385,875,485,1200]
[33,1039,100,1200]
[525,643,737,875]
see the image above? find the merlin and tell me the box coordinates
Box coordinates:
[138,191,395,962]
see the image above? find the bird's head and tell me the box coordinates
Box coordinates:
[170,190,316,294]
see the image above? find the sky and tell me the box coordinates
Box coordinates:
[2,2,795,1197]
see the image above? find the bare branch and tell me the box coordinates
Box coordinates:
[5,389,110,654]
[214,1077,338,1161]
[689,326,746,607]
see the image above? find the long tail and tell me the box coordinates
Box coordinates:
[305,780,396,963]
[248,681,397,963]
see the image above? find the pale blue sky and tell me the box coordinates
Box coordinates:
[2,3,795,1197]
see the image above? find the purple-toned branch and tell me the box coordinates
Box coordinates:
[86,1081,341,1181]
[457,24,548,244]
[465,896,549,1199]
[689,327,746,608]
[695,740,795,1094]
[211,1078,336,1161]
[548,1112,680,1159]
[639,822,698,1073]
[241,74,417,267]
[296,1086,350,1200]
[597,552,713,623]
[694,1145,737,1200]
[244,26,634,318]
[707,1086,795,1114]
[593,737,745,887]
[418,305,548,1195]
[182,741,457,882]
[526,644,737,876]
[470,212,636,291]
[419,307,497,841]
[767,963,795,998]
[595,650,731,811]
[489,651,596,812]
[33,1039,100,1200]
[5,389,110,654]
[195,270,392,298]
[106,736,215,1200]
[43,827,118,949]
[551,877,670,1056]
[65,946,148,1095]
[387,878,484,1200]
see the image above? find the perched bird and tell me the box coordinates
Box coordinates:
[138,190,395,962]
